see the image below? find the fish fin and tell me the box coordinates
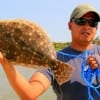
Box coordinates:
[52,60,74,85]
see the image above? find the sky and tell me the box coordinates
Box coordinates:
[0,0,100,42]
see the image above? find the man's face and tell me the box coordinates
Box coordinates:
[69,12,98,45]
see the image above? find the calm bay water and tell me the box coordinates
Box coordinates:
[0,66,56,100]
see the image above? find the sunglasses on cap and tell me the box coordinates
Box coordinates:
[72,18,98,27]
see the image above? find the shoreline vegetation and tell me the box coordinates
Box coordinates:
[53,36,100,51]
[53,42,70,51]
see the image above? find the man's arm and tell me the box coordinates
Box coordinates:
[0,52,51,100]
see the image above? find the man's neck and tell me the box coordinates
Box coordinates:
[70,43,93,51]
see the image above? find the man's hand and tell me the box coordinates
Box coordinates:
[87,55,100,69]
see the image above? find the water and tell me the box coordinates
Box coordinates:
[0,65,56,100]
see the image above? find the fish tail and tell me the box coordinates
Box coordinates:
[52,60,74,85]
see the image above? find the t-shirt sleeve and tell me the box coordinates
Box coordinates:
[37,68,54,84]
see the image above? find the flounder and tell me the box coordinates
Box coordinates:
[0,19,74,85]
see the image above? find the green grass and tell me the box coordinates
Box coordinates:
[53,42,70,51]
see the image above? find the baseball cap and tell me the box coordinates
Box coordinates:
[70,4,100,21]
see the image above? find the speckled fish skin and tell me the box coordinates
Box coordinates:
[0,19,74,85]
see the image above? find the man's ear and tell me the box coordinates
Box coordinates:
[68,22,72,30]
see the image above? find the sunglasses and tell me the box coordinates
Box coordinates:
[72,18,98,27]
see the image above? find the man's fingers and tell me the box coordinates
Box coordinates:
[87,55,99,69]
[0,52,3,59]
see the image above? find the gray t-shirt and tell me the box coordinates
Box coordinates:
[38,44,100,100]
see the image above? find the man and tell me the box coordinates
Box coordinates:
[0,4,100,100]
